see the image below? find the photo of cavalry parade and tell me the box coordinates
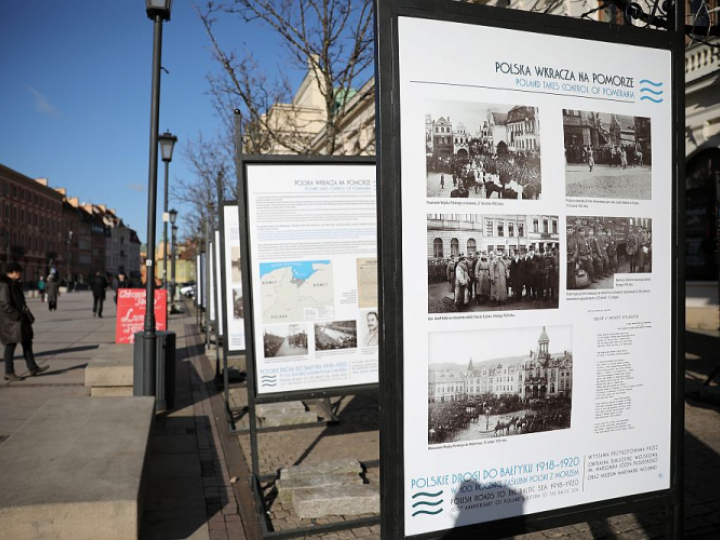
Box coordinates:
[263,324,309,358]
[425,100,542,200]
[567,216,652,290]
[427,326,573,446]
[563,109,652,200]
[427,214,560,312]
[314,320,358,351]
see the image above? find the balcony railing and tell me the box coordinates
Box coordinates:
[686,40,720,84]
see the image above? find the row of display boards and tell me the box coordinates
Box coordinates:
[194,1,685,539]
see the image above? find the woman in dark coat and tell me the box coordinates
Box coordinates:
[0,263,48,381]
[46,275,60,311]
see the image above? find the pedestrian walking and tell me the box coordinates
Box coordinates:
[46,275,60,311]
[113,272,130,305]
[37,276,46,303]
[0,262,49,381]
[440,174,445,189]
[91,271,109,318]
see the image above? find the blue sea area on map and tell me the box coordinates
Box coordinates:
[259,260,330,280]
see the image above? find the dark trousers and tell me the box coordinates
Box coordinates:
[48,300,57,311]
[93,296,104,317]
[4,341,38,374]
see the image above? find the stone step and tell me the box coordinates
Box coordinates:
[280,458,362,480]
[91,387,133,397]
[277,473,364,503]
[85,348,133,389]
[258,411,318,427]
[292,485,380,519]
[255,401,306,417]
[0,397,155,539]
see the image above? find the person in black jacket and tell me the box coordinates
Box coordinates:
[90,271,109,318]
[0,262,49,381]
[113,272,130,305]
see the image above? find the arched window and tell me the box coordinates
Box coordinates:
[467,238,477,256]
[451,238,459,257]
[433,238,443,258]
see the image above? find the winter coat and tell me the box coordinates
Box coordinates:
[91,276,109,299]
[46,280,60,303]
[0,275,34,345]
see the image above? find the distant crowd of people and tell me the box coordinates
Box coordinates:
[429,151,542,200]
[565,143,649,170]
[445,248,559,310]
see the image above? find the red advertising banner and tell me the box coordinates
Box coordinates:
[115,289,168,344]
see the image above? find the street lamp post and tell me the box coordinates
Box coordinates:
[169,209,178,314]
[159,130,177,295]
[66,230,73,291]
[142,0,173,395]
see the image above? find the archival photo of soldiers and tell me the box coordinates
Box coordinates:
[563,110,652,200]
[427,325,573,446]
[425,100,542,200]
[232,287,244,320]
[567,216,652,290]
[427,214,560,313]
[314,320,358,351]
[263,324,308,358]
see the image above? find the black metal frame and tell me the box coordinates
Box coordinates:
[375,1,685,540]
[236,154,380,538]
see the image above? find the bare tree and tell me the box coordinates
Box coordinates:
[197,0,374,155]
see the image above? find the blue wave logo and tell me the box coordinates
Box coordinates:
[639,79,664,103]
[411,490,444,517]
[260,374,277,387]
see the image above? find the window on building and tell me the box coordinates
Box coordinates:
[533,219,539,233]
[543,218,549,233]
[509,222,514,237]
[498,223,504,237]
[519,223,524,237]
[451,238,459,257]
[433,238,443,258]
[552,219,558,234]
[467,238,476,256]
[486,220,494,236]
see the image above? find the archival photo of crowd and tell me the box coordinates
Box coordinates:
[425,100,542,200]
[263,324,308,358]
[567,216,652,291]
[232,288,244,320]
[427,325,573,446]
[427,214,560,313]
[563,109,652,200]
[314,320,357,351]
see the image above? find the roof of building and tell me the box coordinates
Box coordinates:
[506,106,536,124]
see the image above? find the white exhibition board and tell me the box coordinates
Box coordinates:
[246,163,379,394]
[397,17,672,535]
[196,254,203,307]
[223,204,245,351]
[208,241,215,322]
[215,230,224,337]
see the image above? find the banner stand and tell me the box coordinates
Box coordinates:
[235,154,381,538]
[375,1,684,539]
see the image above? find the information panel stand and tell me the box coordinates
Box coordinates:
[236,154,381,538]
[375,1,684,539]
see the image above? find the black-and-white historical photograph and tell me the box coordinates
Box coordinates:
[428,326,573,446]
[263,324,308,358]
[360,310,379,348]
[563,110,652,200]
[567,216,652,290]
[230,246,242,282]
[428,214,559,312]
[425,100,542,199]
[232,287,244,320]
[314,320,358,351]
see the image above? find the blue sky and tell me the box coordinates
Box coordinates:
[0,1,306,244]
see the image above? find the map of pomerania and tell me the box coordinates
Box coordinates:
[260,261,334,324]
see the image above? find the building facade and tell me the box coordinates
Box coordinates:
[429,327,573,403]
[0,165,64,282]
[427,214,560,260]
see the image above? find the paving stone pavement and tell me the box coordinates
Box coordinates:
[221,328,720,540]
